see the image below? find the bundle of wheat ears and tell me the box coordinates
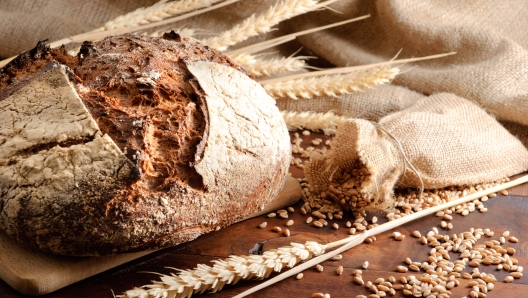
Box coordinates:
[5,0,524,297]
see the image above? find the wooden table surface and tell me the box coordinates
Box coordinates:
[1,132,527,298]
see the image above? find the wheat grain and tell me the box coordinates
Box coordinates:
[262,65,399,99]
[118,241,326,298]
[101,0,223,30]
[202,0,323,51]
[231,53,312,77]
[280,110,351,135]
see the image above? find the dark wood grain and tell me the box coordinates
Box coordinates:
[1,132,527,298]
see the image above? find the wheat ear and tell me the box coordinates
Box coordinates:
[100,0,223,30]
[263,65,399,99]
[117,241,327,298]
[233,174,528,297]
[232,53,312,77]
[201,0,339,51]
[226,15,370,56]
[281,110,351,135]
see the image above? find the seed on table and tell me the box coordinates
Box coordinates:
[396,265,408,273]
[388,276,396,283]
[395,234,405,241]
[393,284,404,290]
[312,210,326,219]
[378,285,390,292]
[500,189,508,196]
[349,228,357,235]
[316,264,324,272]
[355,295,367,298]
[272,226,282,232]
[287,206,295,213]
[421,236,428,245]
[511,272,523,279]
[409,264,420,271]
[392,232,401,238]
[267,212,276,218]
[354,276,365,285]
[504,276,514,283]
[503,231,510,237]
[296,272,304,280]
[508,236,519,243]
[336,266,344,275]
[462,272,472,279]
[302,130,311,136]
[286,219,294,226]
[312,293,324,298]
[331,254,343,261]
[372,216,378,224]
[412,231,421,238]
[324,294,330,298]
[306,217,313,224]
[332,223,339,230]
[313,221,323,228]
[278,212,288,219]
[443,214,453,221]
[440,221,447,228]
[362,261,369,269]
[405,257,412,265]
[374,278,385,284]
[487,283,494,290]
[346,221,352,228]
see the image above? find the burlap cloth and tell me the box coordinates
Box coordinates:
[2,0,528,202]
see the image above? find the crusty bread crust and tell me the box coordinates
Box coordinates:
[0,33,290,256]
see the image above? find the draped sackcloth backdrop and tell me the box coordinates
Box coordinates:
[1,0,528,209]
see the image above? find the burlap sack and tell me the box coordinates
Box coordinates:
[306,93,528,211]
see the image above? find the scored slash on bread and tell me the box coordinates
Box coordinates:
[0,32,290,256]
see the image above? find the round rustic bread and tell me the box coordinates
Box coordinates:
[0,33,290,256]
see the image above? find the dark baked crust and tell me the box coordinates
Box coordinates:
[0,33,290,256]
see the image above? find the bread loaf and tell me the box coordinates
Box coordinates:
[0,33,290,256]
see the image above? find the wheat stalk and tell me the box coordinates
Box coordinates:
[262,65,399,99]
[117,241,327,298]
[232,53,312,77]
[100,0,224,31]
[281,110,351,135]
[226,15,370,56]
[201,0,339,51]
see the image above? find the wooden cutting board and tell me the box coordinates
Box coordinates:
[0,176,302,296]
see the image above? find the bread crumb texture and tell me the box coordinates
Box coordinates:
[0,34,290,255]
